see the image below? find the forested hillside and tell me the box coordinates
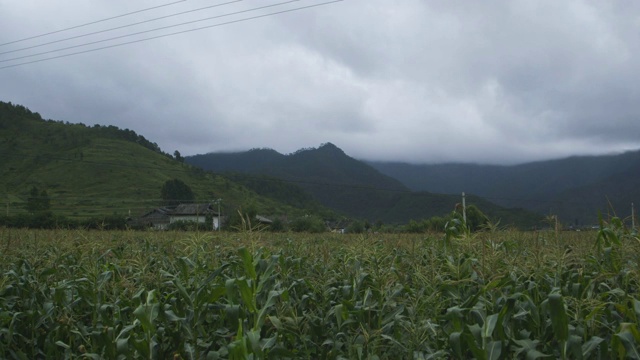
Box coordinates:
[0,100,543,229]
[0,101,318,224]
[369,151,640,225]
[186,144,542,227]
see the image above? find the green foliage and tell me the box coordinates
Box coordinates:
[173,150,184,163]
[0,101,318,224]
[290,215,326,233]
[267,218,287,232]
[463,204,489,231]
[224,206,262,232]
[403,206,490,234]
[25,186,50,214]
[160,178,195,206]
[0,229,639,358]
[183,144,545,228]
[370,152,640,226]
[0,213,130,230]
[224,173,332,216]
[346,220,365,234]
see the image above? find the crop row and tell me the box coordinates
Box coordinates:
[0,221,639,359]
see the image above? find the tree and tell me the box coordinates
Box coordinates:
[160,179,195,206]
[291,215,326,233]
[347,220,365,234]
[26,186,50,214]
[465,205,489,231]
[174,150,184,163]
[225,206,259,231]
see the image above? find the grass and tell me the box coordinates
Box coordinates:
[1,119,307,221]
[0,224,639,359]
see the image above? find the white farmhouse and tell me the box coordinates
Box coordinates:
[169,203,221,229]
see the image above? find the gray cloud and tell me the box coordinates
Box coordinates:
[1,0,639,164]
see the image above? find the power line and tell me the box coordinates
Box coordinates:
[0,0,297,63]
[0,0,188,47]
[0,0,343,70]
[0,0,244,56]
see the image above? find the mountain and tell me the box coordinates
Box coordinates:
[188,143,409,192]
[0,101,323,222]
[369,151,640,225]
[0,100,545,229]
[186,144,542,227]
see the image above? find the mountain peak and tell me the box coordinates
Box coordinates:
[319,142,338,149]
[317,142,344,154]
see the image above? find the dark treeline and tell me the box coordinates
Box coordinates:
[0,101,170,157]
[0,213,129,230]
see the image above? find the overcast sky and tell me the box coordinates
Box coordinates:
[1,0,639,164]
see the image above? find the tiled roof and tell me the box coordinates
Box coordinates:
[170,203,217,215]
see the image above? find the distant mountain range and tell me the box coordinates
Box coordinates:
[368,151,640,226]
[7,98,627,228]
[185,144,542,227]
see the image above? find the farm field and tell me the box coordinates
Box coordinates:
[0,225,639,359]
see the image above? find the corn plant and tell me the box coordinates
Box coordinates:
[1,228,640,358]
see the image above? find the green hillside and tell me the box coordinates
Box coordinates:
[188,143,408,191]
[369,151,640,225]
[0,101,316,222]
[185,144,542,228]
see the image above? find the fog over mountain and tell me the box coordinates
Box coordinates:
[2,1,640,164]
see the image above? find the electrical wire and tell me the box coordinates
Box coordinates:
[0,0,343,70]
[0,0,297,63]
[0,0,244,56]
[0,0,188,47]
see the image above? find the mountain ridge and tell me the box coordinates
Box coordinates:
[185,144,542,227]
[368,150,640,225]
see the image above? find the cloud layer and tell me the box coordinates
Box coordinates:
[1,0,639,164]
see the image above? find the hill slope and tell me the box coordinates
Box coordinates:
[0,101,319,221]
[186,144,542,227]
[369,151,640,225]
[188,143,409,191]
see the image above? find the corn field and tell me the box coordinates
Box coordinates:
[0,220,639,359]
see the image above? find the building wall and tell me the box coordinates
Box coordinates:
[170,215,206,224]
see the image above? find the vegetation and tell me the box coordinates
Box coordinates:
[161,179,195,206]
[404,205,489,233]
[0,217,639,358]
[0,101,322,223]
[369,152,640,226]
[184,145,542,228]
[25,186,51,215]
[223,173,329,216]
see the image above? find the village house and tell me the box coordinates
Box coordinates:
[169,203,221,229]
[136,203,222,230]
[137,207,172,230]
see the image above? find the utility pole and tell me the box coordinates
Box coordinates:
[462,192,467,225]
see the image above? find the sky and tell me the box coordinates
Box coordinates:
[1,0,639,165]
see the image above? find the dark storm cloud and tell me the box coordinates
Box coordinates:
[1,0,639,164]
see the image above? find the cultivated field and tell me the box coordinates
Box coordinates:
[0,224,638,359]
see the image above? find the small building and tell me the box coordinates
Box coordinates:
[326,220,349,234]
[169,203,221,229]
[137,207,172,230]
